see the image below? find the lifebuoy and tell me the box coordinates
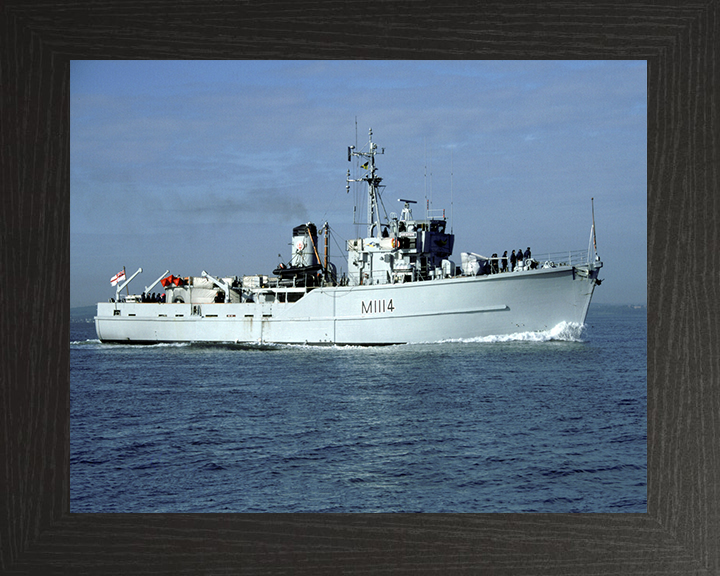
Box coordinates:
[391,238,397,249]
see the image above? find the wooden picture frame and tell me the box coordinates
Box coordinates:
[2,2,716,573]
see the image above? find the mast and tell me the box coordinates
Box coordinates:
[591,197,597,254]
[323,222,329,270]
[347,128,385,238]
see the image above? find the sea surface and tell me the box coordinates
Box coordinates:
[70,304,647,513]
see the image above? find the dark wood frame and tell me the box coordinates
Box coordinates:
[2,2,717,573]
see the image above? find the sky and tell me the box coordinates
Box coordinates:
[71,60,646,308]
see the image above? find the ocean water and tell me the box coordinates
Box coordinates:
[70,304,646,513]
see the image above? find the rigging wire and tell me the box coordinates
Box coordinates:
[326,224,349,278]
[327,224,348,254]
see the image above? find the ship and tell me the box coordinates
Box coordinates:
[95,128,603,345]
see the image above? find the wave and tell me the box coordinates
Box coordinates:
[71,339,102,346]
[70,339,191,348]
[438,321,586,344]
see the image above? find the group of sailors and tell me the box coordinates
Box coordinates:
[141,292,166,303]
[489,247,536,274]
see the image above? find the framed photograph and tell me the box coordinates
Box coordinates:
[2,2,715,574]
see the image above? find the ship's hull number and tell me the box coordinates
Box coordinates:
[361,299,395,314]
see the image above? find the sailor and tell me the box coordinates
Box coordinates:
[518,248,524,269]
[510,250,516,272]
[524,247,531,260]
[501,251,508,273]
[491,253,498,273]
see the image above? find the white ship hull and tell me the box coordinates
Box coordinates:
[95,264,598,345]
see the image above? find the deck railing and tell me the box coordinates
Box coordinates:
[479,248,593,274]
[350,248,594,285]
[523,249,592,268]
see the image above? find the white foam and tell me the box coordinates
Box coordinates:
[70,339,101,346]
[438,321,586,344]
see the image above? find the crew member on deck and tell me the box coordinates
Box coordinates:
[510,249,516,272]
[501,251,508,273]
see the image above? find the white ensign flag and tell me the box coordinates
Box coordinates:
[110,270,126,286]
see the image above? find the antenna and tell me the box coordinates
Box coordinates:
[429,145,432,209]
[450,149,454,233]
[424,137,427,208]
